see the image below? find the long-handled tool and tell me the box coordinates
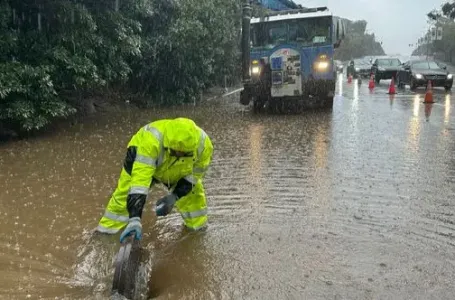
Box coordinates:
[112,234,142,299]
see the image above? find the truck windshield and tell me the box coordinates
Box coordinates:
[251,16,332,49]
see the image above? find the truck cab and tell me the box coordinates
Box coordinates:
[240,6,347,111]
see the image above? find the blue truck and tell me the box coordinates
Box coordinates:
[240,2,347,111]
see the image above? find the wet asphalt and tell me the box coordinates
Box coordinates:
[0,73,454,300]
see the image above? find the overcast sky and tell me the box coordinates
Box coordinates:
[295,0,448,55]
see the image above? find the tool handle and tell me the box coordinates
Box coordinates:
[121,232,135,245]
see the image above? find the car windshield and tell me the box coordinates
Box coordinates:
[355,60,369,66]
[251,16,332,49]
[412,61,442,69]
[377,59,401,66]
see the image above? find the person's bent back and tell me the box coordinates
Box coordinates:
[96,117,213,242]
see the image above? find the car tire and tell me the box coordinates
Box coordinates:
[397,76,404,89]
[410,78,417,91]
[375,74,380,84]
[445,85,452,92]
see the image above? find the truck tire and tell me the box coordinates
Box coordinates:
[240,90,250,106]
[319,95,334,109]
[253,99,262,112]
[325,96,334,108]
[253,96,268,113]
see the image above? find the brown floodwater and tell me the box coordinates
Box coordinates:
[1,75,455,299]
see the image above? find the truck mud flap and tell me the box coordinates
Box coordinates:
[112,235,142,299]
[240,89,251,105]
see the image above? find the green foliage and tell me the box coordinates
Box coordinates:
[415,22,455,62]
[414,4,455,62]
[442,1,455,19]
[0,62,76,131]
[0,0,242,134]
[129,0,241,104]
[334,20,385,61]
[427,10,441,21]
[251,3,274,18]
[349,20,367,35]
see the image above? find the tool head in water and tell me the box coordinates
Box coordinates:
[112,236,142,298]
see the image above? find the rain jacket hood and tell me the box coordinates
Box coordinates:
[163,118,199,153]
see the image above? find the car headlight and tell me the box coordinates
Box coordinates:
[355,67,360,71]
[448,74,453,79]
[315,61,329,71]
[251,66,260,75]
[379,67,385,71]
[415,73,423,79]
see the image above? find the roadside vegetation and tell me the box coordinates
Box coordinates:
[0,0,241,137]
[334,19,385,62]
[412,1,455,64]
[0,1,386,138]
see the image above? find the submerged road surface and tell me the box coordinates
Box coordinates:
[1,74,455,299]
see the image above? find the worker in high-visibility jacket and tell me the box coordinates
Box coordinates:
[96,117,213,242]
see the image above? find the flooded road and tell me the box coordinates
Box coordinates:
[1,73,455,299]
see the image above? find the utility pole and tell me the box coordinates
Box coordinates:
[427,35,430,60]
[241,0,252,83]
[424,15,443,61]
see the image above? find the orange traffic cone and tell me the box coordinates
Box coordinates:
[388,77,396,94]
[368,74,375,89]
[424,80,434,103]
[348,74,352,83]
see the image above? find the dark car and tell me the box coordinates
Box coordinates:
[396,60,453,91]
[346,59,371,79]
[355,59,373,78]
[371,57,402,83]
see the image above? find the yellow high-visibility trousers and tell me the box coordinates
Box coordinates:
[174,179,208,231]
[97,169,131,234]
[97,173,208,233]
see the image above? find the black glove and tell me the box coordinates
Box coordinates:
[155,193,179,216]
[173,177,194,198]
[127,193,147,218]
[155,178,194,217]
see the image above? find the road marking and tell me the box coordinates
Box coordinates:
[431,102,445,107]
